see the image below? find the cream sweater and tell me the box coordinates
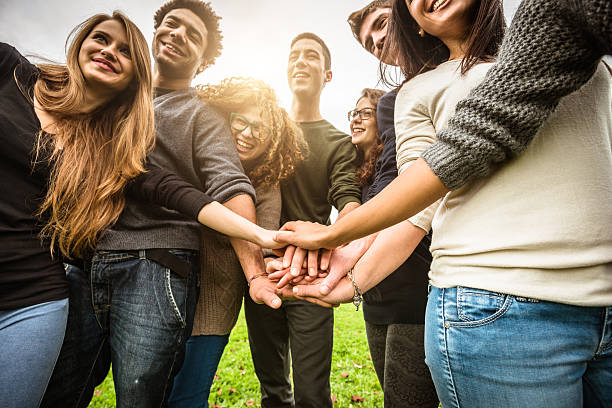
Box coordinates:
[395,60,493,233]
[428,62,612,307]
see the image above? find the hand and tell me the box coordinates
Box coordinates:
[265,257,310,288]
[279,245,333,279]
[255,227,286,250]
[248,274,286,309]
[317,241,364,295]
[291,276,354,307]
[274,221,338,250]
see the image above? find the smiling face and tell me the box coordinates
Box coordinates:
[406,0,477,56]
[359,7,395,65]
[231,105,272,167]
[350,97,379,152]
[287,38,331,100]
[78,19,134,97]
[152,8,209,80]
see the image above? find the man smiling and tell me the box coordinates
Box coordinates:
[244,32,362,408]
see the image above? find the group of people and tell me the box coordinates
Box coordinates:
[0,0,610,408]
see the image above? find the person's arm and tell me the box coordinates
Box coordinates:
[223,194,283,309]
[126,165,279,248]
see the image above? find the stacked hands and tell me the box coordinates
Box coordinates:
[248,221,374,310]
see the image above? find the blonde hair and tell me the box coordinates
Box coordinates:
[32,11,155,258]
[197,77,308,188]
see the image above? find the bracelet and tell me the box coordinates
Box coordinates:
[247,273,266,287]
[347,268,363,311]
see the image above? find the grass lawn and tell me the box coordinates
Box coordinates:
[89,303,383,407]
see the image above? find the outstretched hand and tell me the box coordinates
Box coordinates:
[291,276,353,307]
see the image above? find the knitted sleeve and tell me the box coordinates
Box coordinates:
[422,0,611,190]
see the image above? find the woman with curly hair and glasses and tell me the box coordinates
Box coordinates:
[168,77,308,408]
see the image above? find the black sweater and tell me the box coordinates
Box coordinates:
[361,92,431,325]
[0,43,213,309]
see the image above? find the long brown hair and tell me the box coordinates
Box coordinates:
[381,0,505,85]
[198,77,308,189]
[354,88,385,186]
[32,12,154,258]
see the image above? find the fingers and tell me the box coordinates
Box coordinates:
[282,245,296,268]
[277,268,305,288]
[307,249,319,276]
[266,258,284,274]
[319,249,332,271]
[289,247,307,277]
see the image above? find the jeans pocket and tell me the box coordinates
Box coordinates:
[449,286,512,327]
[163,267,188,328]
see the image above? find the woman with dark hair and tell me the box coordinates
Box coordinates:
[278,0,612,405]
[350,87,438,407]
[168,77,307,408]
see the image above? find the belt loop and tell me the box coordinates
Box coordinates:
[138,249,146,260]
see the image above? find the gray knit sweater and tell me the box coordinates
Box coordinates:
[98,88,255,251]
[423,0,612,190]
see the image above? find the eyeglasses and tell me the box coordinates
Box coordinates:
[348,107,376,122]
[229,112,269,142]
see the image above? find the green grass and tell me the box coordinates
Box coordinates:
[89,303,383,407]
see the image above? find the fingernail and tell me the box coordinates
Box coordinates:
[291,268,298,276]
[321,285,329,295]
[272,299,280,307]
[292,287,298,294]
[283,260,290,268]
[309,268,315,276]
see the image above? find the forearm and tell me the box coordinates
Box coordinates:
[326,158,447,246]
[354,220,426,293]
[337,201,360,219]
[197,201,267,245]
[222,195,266,279]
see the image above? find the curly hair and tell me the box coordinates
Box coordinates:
[154,0,223,68]
[197,77,308,189]
[353,88,386,186]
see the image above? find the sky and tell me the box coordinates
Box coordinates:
[0,0,522,134]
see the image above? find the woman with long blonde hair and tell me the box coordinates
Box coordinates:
[0,11,154,407]
[169,77,307,408]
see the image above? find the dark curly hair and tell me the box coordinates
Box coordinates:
[154,0,223,68]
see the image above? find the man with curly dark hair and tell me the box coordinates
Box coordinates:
[42,2,283,408]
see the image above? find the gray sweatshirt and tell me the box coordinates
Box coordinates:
[98,87,255,251]
[423,0,612,190]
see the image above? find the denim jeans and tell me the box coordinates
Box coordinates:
[0,298,68,408]
[41,250,199,408]
[425,285,612,407]
[168,334,230,408]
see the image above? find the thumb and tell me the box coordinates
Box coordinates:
[262,292,282,309]
[273,230,295,244]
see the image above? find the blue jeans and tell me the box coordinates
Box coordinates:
[0,298,68,408]
[169,334,230,408]
[425,285,612,407]
[41,250,199,408]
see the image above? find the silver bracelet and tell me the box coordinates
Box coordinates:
[347,268,363,311]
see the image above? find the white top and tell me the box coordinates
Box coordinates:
[427,62,612,307]
[395,60,493,232]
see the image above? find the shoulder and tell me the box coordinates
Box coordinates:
[0,43,33,81]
